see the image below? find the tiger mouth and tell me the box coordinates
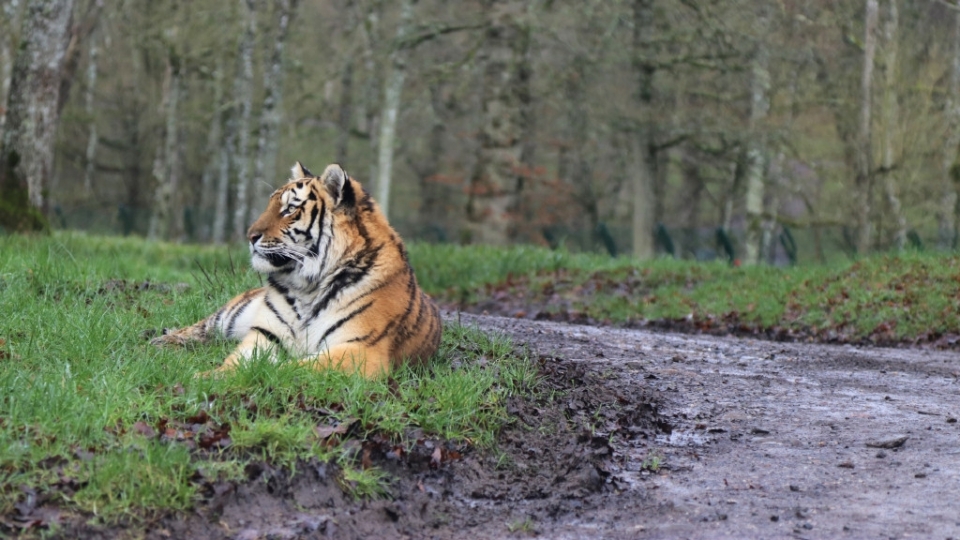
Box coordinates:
[264,252,294,266]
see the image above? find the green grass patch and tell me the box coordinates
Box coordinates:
[410,242,960,344]
[0,232,537,523]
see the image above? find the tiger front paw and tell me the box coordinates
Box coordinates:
[149,329,191,347]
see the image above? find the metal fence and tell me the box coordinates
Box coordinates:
[51,201,941,266]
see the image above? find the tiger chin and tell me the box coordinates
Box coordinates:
[151,162,443,378]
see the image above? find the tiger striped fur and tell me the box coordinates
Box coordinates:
[151,162,443,377]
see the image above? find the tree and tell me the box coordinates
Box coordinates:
[0,0,77,231]
[212,0,255,245]
[374,0,413,219]
[940,0,960,249]
[880,0,907,250]
[147,49,182,240]
[743,7,772,265]
[251,0,299,220]
[466,0,530,245]
[231,0,257,241]
[629,0,657,259]
[855,0,879,254]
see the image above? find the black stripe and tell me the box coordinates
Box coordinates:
[252,326,283,345]
[317,301,374,346]
[264,297,296,335]
[366,270,416,347]
[267,276,289,296]
[226,297,255,337]
[310,245,382,318]
[347,332,373,343]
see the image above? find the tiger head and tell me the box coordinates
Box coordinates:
[246,162,372,281]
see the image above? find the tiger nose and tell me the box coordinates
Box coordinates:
[248,232,262,245]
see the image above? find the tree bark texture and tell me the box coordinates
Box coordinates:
[630,0,657,259]
[880,0,907,250]
[855,0,879,255]
[148,56,182,240]
[82,28,99,194]
[198,61,224,241]
[466,0,528,245]
[375,0,413,219]
[940,0,960,249]
[251,0,298,222]
[231,0,257,241]
[1,0,76,217]
[743,9,771,266]
[212,0,255,244]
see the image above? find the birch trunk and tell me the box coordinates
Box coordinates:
[198,62,224,241]
[148,57,181,241]
[251,0,298,222]
[881,0,907,250]
[855,0,879,255]
[743,10,771,266]
[374,0,413,219]
[82,30,99,194]
[466,0,527,245]
[0,0,75,217]
[232,0,257,241]
[940,0,960,249]
[630,0,657,259]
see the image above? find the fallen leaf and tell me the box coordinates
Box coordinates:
[132,421,157,438]
[430,446,442,469]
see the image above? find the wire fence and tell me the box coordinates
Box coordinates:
[51,201,943,266]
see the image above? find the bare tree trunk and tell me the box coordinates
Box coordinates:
[148,57,181,241]
[213,1,257,245]
[466,0,527,245]
[630,0,657,259]
[0,0,76,218]
[82,28,99,194]
[0,1,19,131]
[416,83,450,233]
[855,0,879,255]
[880,0,906,250]
[357,2,382,187]
[375,0,413,219]
[232,0,257,241]
[566,55,598,232]
[251,0,298,221]
[940,0,960,250]
[335,44,355,165]
[198,61,224,241]
[743,10,771,266]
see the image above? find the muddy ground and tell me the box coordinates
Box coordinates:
[34,312,960,539]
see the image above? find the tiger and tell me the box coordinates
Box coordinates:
[151,162,443,378]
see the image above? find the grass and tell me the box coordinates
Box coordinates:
[4,232,956,524]
[410,242,960,344]
[0,232,538,523]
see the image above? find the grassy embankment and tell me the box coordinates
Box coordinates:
[411,243,960,345]
[0,233,536,524]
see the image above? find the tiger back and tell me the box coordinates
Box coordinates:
[152,163,443,377]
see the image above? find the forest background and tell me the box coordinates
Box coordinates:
[2,0,960,266]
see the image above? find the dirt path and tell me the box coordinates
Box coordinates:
[462,313,960,539]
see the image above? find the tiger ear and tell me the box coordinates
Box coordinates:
[320,164,348,204]
[291,161,315,179]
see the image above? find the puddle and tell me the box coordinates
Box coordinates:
[656,430,710,447]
